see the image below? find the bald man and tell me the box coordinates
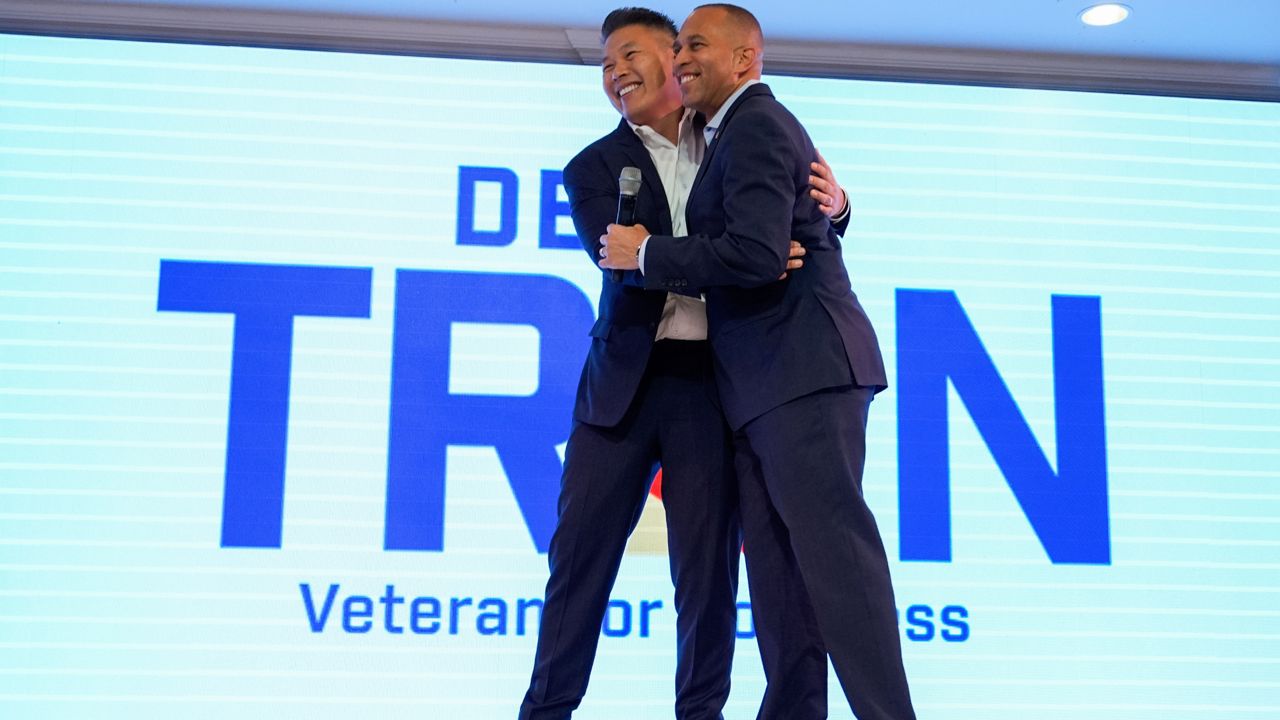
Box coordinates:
[601,5,917,719]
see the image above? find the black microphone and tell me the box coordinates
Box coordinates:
[610,166,642,282]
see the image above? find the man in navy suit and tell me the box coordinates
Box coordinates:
[519,8,850,720]
[601,5,917,719]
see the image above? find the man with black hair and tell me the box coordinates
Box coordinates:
[519,7,849,719]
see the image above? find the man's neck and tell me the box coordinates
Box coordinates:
[646,105,685,145]
[705,76,758,121]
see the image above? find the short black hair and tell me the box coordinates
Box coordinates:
[600,7,679,44]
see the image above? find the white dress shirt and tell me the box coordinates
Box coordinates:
[634,77,752,319]
[628,108,707,341]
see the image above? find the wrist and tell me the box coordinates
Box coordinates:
[832,189,850,221]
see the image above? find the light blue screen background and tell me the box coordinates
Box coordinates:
[1,32,1278,718]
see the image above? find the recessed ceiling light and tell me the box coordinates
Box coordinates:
[1080,4,1131,27]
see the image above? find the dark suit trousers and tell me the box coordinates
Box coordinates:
[520,340,740,720]
[736,385,916,720]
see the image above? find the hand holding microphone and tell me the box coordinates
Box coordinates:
[601,167,642,281]
[598,224,649,274]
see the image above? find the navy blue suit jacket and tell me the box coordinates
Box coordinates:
[562,120,671,428]
[643,84,887,430]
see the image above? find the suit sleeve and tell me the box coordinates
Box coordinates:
[832,204,851,237]
[643,110,798,289]
[562,154,646,288]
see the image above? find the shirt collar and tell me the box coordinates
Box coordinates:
[703,78,761,146]
[628,107,698,149]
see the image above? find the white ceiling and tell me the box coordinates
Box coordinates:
[82,0,1280,64]
[3,0,1278,100]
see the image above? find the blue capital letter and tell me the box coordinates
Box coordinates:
[457,166,518,247]
[896,290,1110,564]
[385,270,593,552]
[157,260,372,548]
[539,169,578,249]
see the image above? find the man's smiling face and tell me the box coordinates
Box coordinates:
[673,6,749,117]
[601,23,682,126]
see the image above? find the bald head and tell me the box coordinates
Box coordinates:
[694,4,764,72]
[695,4,763,46]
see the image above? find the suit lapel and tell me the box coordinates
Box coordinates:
[690,83,773,198]
[611,120,673,235]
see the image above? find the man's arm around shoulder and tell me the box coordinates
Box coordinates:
[642,107,800,289]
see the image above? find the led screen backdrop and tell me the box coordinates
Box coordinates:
[1,32,1278,719]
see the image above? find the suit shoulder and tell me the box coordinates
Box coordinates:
[735,92,803,130]
[565,127,628,176]
[726,95,813,158]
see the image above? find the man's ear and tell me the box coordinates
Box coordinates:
[735,46,759,74]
